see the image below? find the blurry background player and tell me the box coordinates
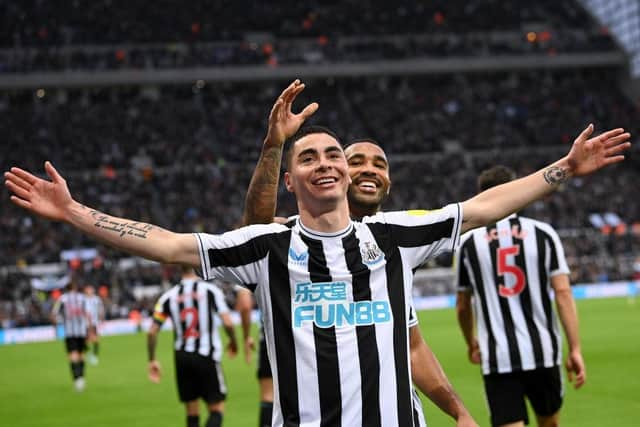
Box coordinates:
[213,280,255,364]
[84,284,104,365]
[242,80,477,426]
[50,279,89,392]
[147,266,238,427]
[455,166,586,427]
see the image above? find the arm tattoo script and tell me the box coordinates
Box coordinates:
[89,210,154,239]
[543,166,568,186]
[243,146,283,225]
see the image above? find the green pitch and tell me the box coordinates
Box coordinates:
[0,297,638,426]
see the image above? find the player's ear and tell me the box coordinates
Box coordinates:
[284,172,294,192]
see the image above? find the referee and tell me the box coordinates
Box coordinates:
[147,267,238,427]
[455,166,586,427]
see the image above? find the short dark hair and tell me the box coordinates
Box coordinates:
[477,165,516,192]
[284,125,341,170]
[344,137,384,151]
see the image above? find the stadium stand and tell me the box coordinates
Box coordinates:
[0,0,637,328]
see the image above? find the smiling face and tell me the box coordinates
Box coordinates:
[344,141,391,218]
[284,132,351,215]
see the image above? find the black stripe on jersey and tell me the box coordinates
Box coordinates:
[192,281,201,352]
[178,283,187,352]
[535,227,559,363]
[510,218,544,367]
[301,234,342,427]
[463,237,498,372]
[388,217,454,248]
[208,288,216,358]
[208,234,272,267]
[342,231,381,427]
[488,225,522,371]
[367,224,414,427]
[269,230,300,426]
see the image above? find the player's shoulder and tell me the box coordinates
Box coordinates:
[520,216,560,237]
[363,203,461,225]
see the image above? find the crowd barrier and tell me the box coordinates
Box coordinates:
[0,282,636,346]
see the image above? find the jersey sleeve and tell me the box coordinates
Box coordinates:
[454,232,474,293]
[211,286,231,315]
[546,226,570,277]
[368,203,463,269]
[195,224,280,287]
[408,305,419,328]
[152,293,170,325]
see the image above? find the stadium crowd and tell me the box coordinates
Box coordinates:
[1,69,638,328]
[0,0,614,73]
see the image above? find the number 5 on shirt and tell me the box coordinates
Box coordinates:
[497,245,526,297]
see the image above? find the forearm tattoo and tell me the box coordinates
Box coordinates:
[243,146,282,224]
[88,208,154,238]
[543,166,568,186]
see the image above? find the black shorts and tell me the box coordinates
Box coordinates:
[64,337,87,353]
[174,351,227,404]
[483,366,563,426]
[256,331,272,380]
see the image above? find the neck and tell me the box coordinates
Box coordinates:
[348,202,379,220]
[297,199,351,233]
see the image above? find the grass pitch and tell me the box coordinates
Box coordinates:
[0,297,638,426]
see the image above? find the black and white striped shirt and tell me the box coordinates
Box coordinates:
[455,214,570,375]
[153,279,230,362]
[85,295,104,326]
[196,204,462,427]
[52,291,88,338]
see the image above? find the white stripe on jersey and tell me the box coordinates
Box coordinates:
[154,279,229,361]
[455,214,569,375]
[195,204,461,426]
[53,292,88,337]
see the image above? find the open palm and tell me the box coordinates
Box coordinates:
[5,161,74,222]
[266,79,319,145]
[566,124,631,177]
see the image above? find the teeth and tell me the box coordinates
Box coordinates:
[359,181,377,189]
[316,178,336,184]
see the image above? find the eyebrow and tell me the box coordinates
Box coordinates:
[297,148,318,159]
[347,152,388,165]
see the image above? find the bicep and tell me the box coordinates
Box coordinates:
[168,233,201,267]
[551,274,571,298]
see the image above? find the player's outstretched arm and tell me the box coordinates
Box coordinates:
[410,327,479,426]
[461,124,631,233]
[553,274,586,389]
[5,161,200,267]
[242,79,318,225]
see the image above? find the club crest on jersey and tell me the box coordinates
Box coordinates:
[361,241,384,265]
[288,248,308,265]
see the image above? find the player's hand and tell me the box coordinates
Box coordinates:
[227,340,238,358]
[244,336,255,364]
[467,339,481,364]
[5,161,75,222]
[565,350,586,389]
[265,79,319,147]
[148,360,162,383]
[565,124,631,177]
